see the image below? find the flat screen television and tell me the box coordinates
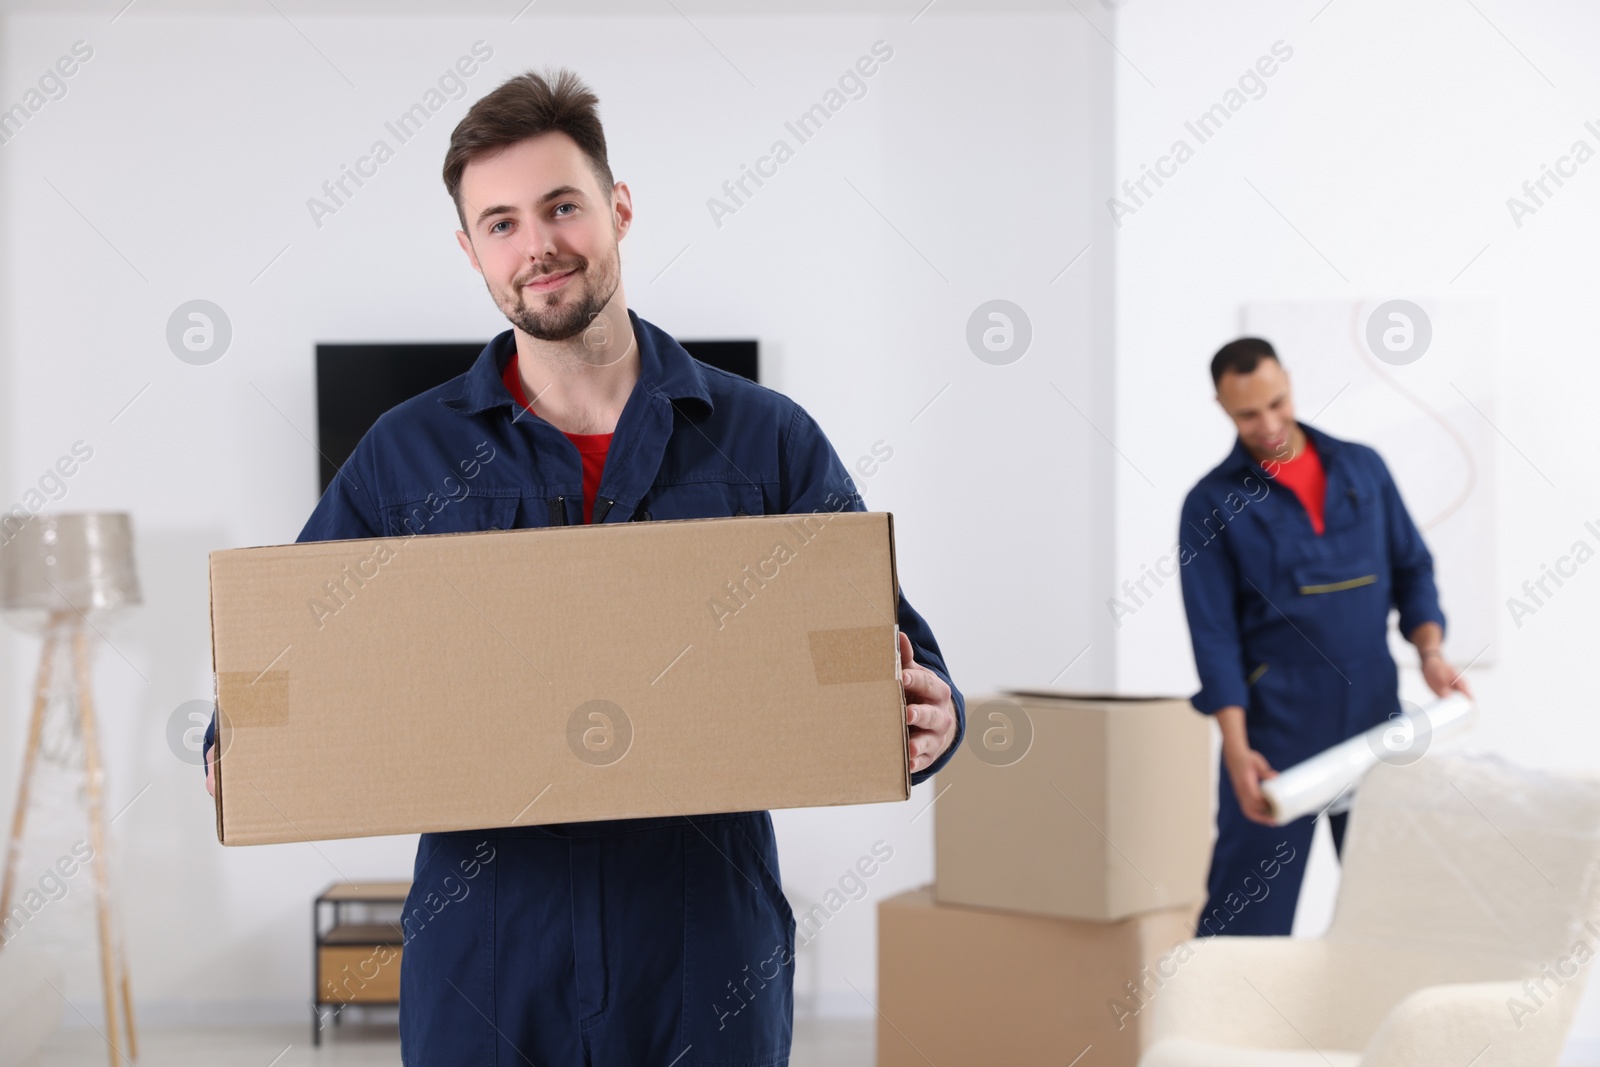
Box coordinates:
[315,338,758,492]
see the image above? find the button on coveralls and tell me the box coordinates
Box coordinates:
[207,310,965,1065]
[1178,423,1443,936]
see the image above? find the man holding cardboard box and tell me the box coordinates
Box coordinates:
[203,69,964,1065]
[1178,338,1468,936]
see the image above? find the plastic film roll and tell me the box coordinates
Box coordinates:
[1262,692,1476,826]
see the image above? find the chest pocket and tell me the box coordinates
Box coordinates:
[1292,558,1380,596]
[634,480,767,522]
[381,494,519,537]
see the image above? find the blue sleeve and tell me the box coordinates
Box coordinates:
[296,439,386,544]
[780,405,965,785]
[204,445,384,769]
[1178,486,1250,715]
[1375,453,1445,639]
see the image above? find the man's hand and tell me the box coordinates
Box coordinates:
[1223,743,1278,826]
[899,632,956,775]
[1411,621,1472,699]
[205,745,215,798]
[1420,651,1472,700]
[1216,705,1276,826]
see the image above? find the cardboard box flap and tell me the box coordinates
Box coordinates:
[936,691,1210,921]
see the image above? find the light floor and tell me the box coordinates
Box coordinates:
[35,1022,1600,1066]
[37,1017,875,1066]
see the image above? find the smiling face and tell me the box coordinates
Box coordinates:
[454,131,631,342]
[1215,355,1301,462]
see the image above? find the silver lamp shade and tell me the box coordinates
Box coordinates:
[1,512,141,632]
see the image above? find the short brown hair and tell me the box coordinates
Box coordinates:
[442,68,614,230]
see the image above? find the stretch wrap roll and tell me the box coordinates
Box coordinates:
[1261,692,1476,826]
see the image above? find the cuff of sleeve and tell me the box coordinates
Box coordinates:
[1400,606,1447,643]
[202,712,217,772]
[1191,683,1249,717]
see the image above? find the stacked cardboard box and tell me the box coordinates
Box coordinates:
[879,692,1213,1066]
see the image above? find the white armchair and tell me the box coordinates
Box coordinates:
[1141,753,1600,1067]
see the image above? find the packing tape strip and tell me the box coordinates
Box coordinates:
[216,670,291,728]
[808,625,897,685]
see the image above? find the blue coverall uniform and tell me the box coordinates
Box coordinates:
[1178,422,1443,937]
[206,309,965,1065]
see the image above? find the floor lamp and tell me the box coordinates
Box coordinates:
[0,512,141,1066]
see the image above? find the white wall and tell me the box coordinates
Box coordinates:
[0,6,1111,1021]
[18,0,1591,1049]
[1111,0,1600,1052]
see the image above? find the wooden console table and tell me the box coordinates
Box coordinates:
[312,881,409,1044]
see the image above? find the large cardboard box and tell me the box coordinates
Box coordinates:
[935,691,1212,921]
[209,513,909,845]
[878,887,1197,1067]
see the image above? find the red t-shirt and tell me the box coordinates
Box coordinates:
[502,354,612,524]
[1267,437,1326,535]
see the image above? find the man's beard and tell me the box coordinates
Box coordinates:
[497,245,620,343]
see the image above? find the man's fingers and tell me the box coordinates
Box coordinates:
[898,633,955,775]
[898,635,950,699]
[896,634,953,709]
[907,705,954,773]
[1234,765,1278,826]
[898,635,935,695]
[908,732,929,771]
[908,729,944,771]
[1250,796,1276,825]
[906,702,951,734]
[902,664,949,704]
[1235,782,1272,824]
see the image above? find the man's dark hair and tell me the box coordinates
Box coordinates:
[1210,337,1280,389]
[442,68,614,231]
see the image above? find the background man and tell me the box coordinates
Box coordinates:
[1179,337,1469,936]
[206,68,964,1065]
